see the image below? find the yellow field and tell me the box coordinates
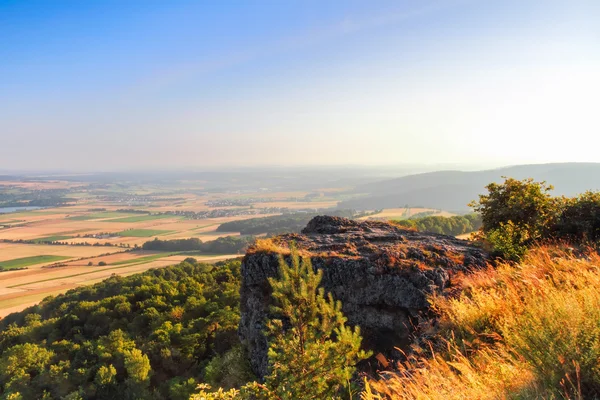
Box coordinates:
[359,207,456,220]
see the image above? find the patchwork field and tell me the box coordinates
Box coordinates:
[0,186,349,317]
[0,177,457,318]
[117,229,174,237]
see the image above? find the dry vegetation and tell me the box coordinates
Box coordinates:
[363,246,600,399]
[248,237,293,255]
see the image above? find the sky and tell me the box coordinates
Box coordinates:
[1,0,599,171]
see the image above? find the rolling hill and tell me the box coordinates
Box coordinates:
[339,163,600,212]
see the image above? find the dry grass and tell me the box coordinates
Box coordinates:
[248,238,292,255]
[363,246,600,399]
[247,237,317,258]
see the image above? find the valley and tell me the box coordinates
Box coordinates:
[0,171,450,316]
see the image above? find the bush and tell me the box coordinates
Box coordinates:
[98,261,107,266]
[470,177,561,260]
[470,177,558,237]
[486,221,530,262]
[203,346,254,390]
[554,191,600,243]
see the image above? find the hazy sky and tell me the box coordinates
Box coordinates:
[1,0,599,171]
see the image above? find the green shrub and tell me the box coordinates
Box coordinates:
[486,221,530,261]
[554,191,600,243]
[203,346,254,390]
[470,177,558,241]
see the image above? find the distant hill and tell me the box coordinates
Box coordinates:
[339,163,600,212]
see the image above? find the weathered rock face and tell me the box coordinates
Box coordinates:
[239,216,489,378]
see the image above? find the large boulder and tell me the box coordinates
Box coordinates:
[239,216,489,378]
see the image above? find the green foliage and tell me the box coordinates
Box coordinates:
[472,177,600,260]
[486,221,530,262]
[393,214,482,236]
[470,177,559,260]
[0,343,54,398]
[203,346,254,390]
[189,384,240,400]
[554,191,600,242]
[252,245,370,399]
[470,177,557,238]
[95,365,117,386]
[0,259,244,399]
[167,377,198,400]
[142,236,254,254]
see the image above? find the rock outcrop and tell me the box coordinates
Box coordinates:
[239,216,489,378]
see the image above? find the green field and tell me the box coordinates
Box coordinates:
[32,235,72,243]
[106,214,178,223]
[111,253,172,266]
[0,255,71,270]
[68,212,136,221]
[117,229,174,237]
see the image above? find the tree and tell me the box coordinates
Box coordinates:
[250,244,370,399]
[554,191,600,242]
[470,177,557,237]
[0,343,54,397]
[470,177,560,259]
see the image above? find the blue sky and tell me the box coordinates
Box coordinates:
[1,0,599,170]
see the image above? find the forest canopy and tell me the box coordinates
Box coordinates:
[0,259,248,400]
[141,236,254,254]
[392,214,482,236]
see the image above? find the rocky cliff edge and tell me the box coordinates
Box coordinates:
[239,216,489,378]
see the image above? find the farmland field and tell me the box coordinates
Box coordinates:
[117,229,174,237]
[0,173,456,317]
[106,214,180,223]
[0,255,71,270]
[32,235,72,243]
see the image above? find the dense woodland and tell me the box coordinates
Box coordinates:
[141,236,254,254]
[0,259,249,399]
[392,213,482,236]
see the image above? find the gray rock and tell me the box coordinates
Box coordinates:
[239,216,489,378]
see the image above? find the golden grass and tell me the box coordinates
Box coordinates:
[248,238,291,255]
[363,246,600,399]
